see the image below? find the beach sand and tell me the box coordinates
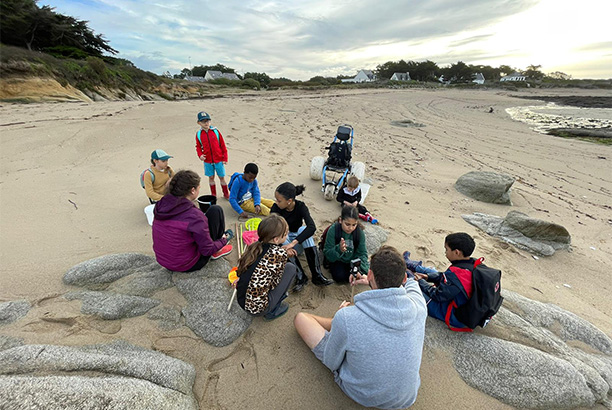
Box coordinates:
[1,88,611,409]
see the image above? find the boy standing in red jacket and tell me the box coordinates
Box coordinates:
[196,111,229,199]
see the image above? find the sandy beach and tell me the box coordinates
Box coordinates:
[1,87,611,409]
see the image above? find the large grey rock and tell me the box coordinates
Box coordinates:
[176,276,252,347]
[462,211,571,256]
[0,300,30,326]
[108,269,174,297]
[455,171,515,204]
[0,340,197,409]
[426,289,612,408]
[0,335,23,351]
[363,223,389,255]
[147,305,183,330]
[65,291,160,320]
[63,253,159,289]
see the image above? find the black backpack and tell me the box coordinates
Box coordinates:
[326,141,352,168]
[318,222,361,268]
[451,258,503,331]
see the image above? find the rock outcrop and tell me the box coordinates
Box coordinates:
[0,300,30,326]
[455,171,515,204]
[462,211,571,256]
[0,340,197,409]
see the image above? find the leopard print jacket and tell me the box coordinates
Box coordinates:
[244,245,288,315]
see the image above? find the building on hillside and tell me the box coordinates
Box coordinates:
[341,69,376,83]
[472,73,485,84]
[500,72,526,82]
[204,71,240,81]
[390,72,411,81]
[185,76,206,82]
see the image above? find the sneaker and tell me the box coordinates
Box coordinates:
[263,302,289,321]
[212,244,233,260]
[371,218,378,224]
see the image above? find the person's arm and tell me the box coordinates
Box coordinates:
[354,189,362,205]
[319,311,349,372]
[295,203,316,243]
[418,270,462,303]
[355,228,369,274]
[228,177,245,215]
[144,171,163,201]
[324,223,343,262]
[252,180,261,206]
[190,217,227,256]
[218,130,228,162]
[195,132,205,159]
[336,189,345,204]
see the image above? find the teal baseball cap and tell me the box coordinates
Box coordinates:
[197,111,211,121]
[151,149,173,161]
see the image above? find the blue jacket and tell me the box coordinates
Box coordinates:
[228,172,261,215]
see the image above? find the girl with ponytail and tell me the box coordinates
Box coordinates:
[235,214,296,320]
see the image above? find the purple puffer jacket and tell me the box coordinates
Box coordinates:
[152,195,226,271]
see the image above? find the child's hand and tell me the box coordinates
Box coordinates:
[231,278,239,289]
[339,238,347,253]
[199,155,206,161]
[413,273,428,281]
[286,248,297,258]
[338,300,351,309]
[351,201,358,206]
[254,205,261,214]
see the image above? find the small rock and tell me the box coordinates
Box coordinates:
[563,284,572,288]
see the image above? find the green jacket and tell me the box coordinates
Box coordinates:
[323,222,369,274]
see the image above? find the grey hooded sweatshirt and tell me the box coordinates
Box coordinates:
[313,279,427,409]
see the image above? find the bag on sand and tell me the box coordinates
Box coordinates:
[449,258,503,331]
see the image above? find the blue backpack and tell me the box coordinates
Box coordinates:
[139,167,172,189]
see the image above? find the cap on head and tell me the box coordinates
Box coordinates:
[197,111,211,122]
[151,149,173,161]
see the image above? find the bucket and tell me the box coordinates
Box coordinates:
[197,195,217,213]
[144,204,155,226]
[245,217,262,231]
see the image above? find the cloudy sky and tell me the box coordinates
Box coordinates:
[42,0,612,80]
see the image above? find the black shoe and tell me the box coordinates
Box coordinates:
[292,274,308,292]
[305,247,333,286]
[291,257,309,292]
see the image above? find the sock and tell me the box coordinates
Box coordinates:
[210,184,217,197]
[221,184,229,198]
[358,213,368,221]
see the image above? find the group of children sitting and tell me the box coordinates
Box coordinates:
[145,110,482,327]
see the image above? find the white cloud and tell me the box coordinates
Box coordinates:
[42,0,612,79]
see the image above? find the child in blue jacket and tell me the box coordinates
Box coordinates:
[414,232,477,330]
[228,163,274,218]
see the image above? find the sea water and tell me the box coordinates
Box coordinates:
[506,104,612,134]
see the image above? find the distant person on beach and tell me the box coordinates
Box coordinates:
[228,163,275,218]
[152,170,233,272]
[322,206,368,283]
[195,111,229,199]
[143,149,174,204]
[413,232,476,330]
[294,246,427,409]
[336,175,377,224]
[271,182,333,290]
[234,215,297,321]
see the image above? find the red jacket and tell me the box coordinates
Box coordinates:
[195,127,228,164]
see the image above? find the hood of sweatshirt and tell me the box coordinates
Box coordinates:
[353,284,424,331]
[153,195,197,220]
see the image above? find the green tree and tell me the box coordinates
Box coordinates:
[498,65,514,77]
[547,71,572,80]
[441,61,474,83]
[244,72,271,87]
[523,64,544,80]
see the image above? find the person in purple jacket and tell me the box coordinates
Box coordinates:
[152,169,233,272]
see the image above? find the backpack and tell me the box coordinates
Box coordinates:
[140,167,172,189]
[196,127,222,152]
[446,258,503,332]
[326,141,351,168]
[228,172,241,192]
[318,222,362,268]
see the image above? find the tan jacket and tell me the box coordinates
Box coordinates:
[144,166,174,201]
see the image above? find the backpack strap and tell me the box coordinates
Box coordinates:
[197,128,223,152]
[147,168,155,184]
[445,301,473,332]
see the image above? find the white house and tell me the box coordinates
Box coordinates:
[390,72,411,81]
[500,72,526,82]
[204,71,240,81]
[472,73,485,84]
[341,69,376,83]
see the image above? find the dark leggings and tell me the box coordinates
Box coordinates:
[185,205,226,272]
[329,261,351,283]
[260,262,297,315]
